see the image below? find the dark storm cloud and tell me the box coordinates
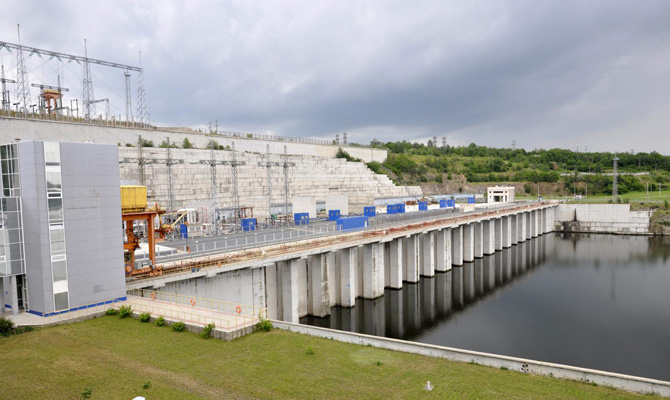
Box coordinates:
[2,1,670,152]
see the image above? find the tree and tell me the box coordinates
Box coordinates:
[182,138,194,149]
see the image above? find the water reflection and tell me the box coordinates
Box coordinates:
[302,237,547,341]
[301,234,670,381]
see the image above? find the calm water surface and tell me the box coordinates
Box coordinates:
[301,233,670,381]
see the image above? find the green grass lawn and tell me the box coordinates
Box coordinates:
[0,316,661,399]
[565,189,670,204]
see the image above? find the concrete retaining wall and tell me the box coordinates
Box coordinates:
[554,204,651,235]
[273,321,670,397]
[0,117,387,162]
[116,147,421,218]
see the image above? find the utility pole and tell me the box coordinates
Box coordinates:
[612,154,619,198]
[124,71,133,124]
[82,39,95,122]
[16,24,30,116]
[1,65,16,112]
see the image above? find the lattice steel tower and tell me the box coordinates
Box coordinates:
[136,51,149,126]
[124,71,133,123]
[15,25,30,115]
[612,154,619,198]
[82,39,95,121]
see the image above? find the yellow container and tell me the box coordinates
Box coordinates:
[121,185,147,213]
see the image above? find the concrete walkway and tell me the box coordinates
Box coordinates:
[125,295,258,332]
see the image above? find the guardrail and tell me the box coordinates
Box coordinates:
[156,201,547,264]
[127,288,267,320]
[127,201,556,281]
[126,300,256,330]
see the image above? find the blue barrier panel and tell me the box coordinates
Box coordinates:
[337,216,369,231]
[467,197,476,204]
[364,206,376,217]
[180,224,188,239]
[439,199,447,208]
[418,201,428,211]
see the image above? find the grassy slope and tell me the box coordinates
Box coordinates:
[0,317,660,400]
[565,189,670,204]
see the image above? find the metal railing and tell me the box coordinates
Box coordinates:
[125,300,256,330]
[127,288,267,320]
[131,201,556,281]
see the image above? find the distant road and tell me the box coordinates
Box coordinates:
[559,172,649,177]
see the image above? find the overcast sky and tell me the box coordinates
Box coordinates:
[2,1,670,153]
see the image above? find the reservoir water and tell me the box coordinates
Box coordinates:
[301,233,670,381]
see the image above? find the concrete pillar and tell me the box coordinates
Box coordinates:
[519,212,527,242]
[538,209,545,235]
[362,242,385,299]
[282,260,299,323]
[384,242,391,288]
[404,235,420,283]
[327,252,337,307]
[546,207,555,233]
[388,238,403,289]
[502,216,511,248]
[434,229,451,272]
[532,210,539,238]
[525,212,532,240]
[9,275,18,316]
[421,231,435,277]
[462,224,474,262]
[510,214,518,245]
[474,222,483,258]
[494,218,503,251]
[483,220,495,255]
[337,248,357,307]
[296,258,308,318]
[265,263,280,320]
[451,225,463,266]
[308,254,331,317]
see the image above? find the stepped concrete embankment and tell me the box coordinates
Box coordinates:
[554,204,652,235]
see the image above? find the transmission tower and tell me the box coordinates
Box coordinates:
[194,142,246,228]
[442,137,446,148]
[512,140,516,150]
[124,71,133,123]
[1,65,16,112]
[335,134,340,145]
[136,51,149,126]
[82,39,95,122]
[15,25,30,115]
[282,145,296,223]
[432,136,437,148]
[612,154,619,198]
[137,135,146,185]
[258,144,291,225]
[343,132,348,146]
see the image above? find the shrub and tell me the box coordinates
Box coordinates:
[23,325,34,332]
[182,138,194,149]
[105,308,119,316]
[81,387,92,399]
[0,317,14,336]
[256,312,273,332]
[172,321,186,332]
[665,200,669,210]
[155,316,165,327]
[305,347,315,356]
[138,138,154,147]
[201,323,215,338]
[139,312,151,323]
[143,381,151,389]
[13,327,24,335]
[118,305,132,319]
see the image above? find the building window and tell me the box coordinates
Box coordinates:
[44,142,69,311]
